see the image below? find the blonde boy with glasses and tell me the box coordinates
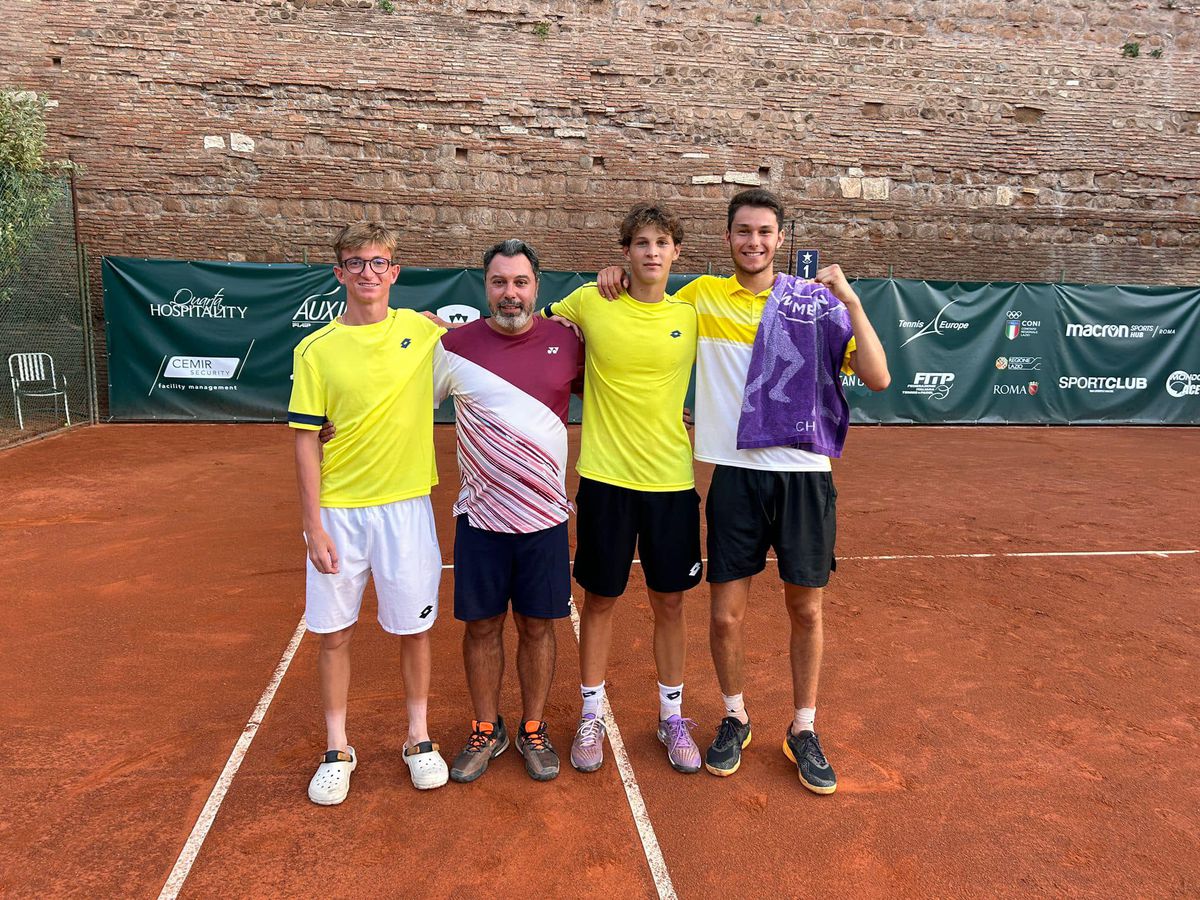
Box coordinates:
[289,222,448,803]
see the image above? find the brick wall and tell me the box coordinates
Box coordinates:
[4,0,1199,290]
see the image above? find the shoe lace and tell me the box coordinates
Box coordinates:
[712,717,741,751]
[523,725,550,752]
[802,732,828,767]
[576,716,603,747]
[465,727,494,753]
[666,717,697,751]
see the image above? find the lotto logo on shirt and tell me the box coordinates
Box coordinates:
[401,338,411,348]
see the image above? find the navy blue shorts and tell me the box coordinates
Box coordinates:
[453,515,572,621]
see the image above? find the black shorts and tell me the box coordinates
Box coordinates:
[573,477,703,597]
[705,466,837,588]
[453,515,571,621]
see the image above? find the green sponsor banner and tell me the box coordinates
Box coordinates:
[103,258,1200,425]
[848,279,1200,424]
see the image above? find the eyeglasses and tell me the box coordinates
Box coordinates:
[339,256,393,274]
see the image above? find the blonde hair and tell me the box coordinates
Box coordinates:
[332,222,399,263]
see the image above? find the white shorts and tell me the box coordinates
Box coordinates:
[305,496,442,635]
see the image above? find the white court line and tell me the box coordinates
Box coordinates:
[842,549,1198,561]
[567,597,678,900]
[441,548,1197,572]
[158,615,309,900]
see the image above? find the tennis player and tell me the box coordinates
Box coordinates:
[543,203,705,775]
[289,222,448,804]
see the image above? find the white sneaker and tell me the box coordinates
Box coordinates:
[308,746,357,805]
[403,740,449,790]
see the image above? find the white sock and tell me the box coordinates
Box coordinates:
[794,706,816,734]
[658,681,683,720]
[581,682,605,718]
[722,692,747,723]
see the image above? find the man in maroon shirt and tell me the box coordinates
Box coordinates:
[435,240,583,784]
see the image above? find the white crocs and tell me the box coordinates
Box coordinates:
[403,740,449,790]
[307,746,357,805]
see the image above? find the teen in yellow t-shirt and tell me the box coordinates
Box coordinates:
[543,203,705,776]
[288,222,449,802]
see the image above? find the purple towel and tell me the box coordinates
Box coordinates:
[736,274,854,457]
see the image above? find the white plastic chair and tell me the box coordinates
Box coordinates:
[9,352,70,429]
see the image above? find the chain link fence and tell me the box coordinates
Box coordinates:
[0,173,96,447]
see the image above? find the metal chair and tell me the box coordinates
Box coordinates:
[8,352,70,429]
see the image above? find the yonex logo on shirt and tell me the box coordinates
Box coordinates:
[670,330,682,338]
[547,346,560,354]
[401,338,412,348]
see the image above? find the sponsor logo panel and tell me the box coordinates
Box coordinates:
[902,371,955,400]
[1057,375,1148,394]
[437,303,481,325]
[993,380,1039,396]
[1064,322,1170,339]
[151,340,255,396]
[150,287,247,320]
[164,356,239,379]
[293,286,345,329]
[898,298,971,346]
[1003,310,1041,340]
[1165,370,1200,398]
[995,355,1042,371]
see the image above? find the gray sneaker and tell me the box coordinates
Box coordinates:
[515,720,560,781]
[449,717,509,784]
[570,714,607,772]
[657,715,702,773]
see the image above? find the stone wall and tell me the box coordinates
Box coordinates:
[4,0,1199,293]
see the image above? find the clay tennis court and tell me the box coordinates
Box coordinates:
[2,423,1198,898]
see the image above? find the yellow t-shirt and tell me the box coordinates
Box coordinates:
[545,284,696,491]
[288,308,444,507]
[675,274,856,472]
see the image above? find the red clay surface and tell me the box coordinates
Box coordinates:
[1,424,1198,898]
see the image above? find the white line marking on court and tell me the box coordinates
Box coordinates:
[843,549,1198,561]
[442,549,1197,574]
[158,615,309,900]
[568,597,678,900]
[603,549,1196,567]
